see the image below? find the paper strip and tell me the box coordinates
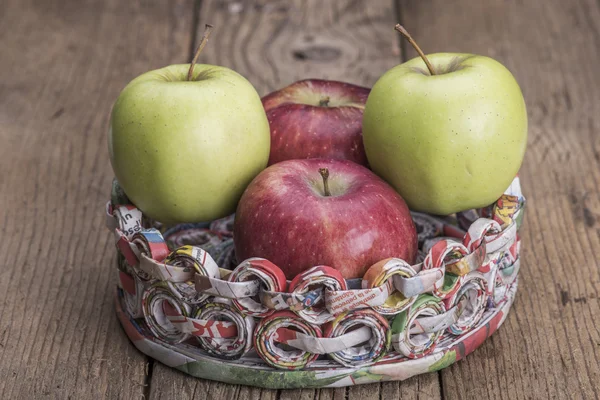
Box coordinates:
[163,245,221,305]
[289,265,347,324]
[112,204,143,239]
[275,326,372,354]
[118,270,144,319]
[422,240,467,299]
[194,275,261,299]
[324,309,390,367]
[362,258,417,315]
[325,284,390,315]
[260,288,324,311]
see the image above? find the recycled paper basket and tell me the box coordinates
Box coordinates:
[107,177,525,389]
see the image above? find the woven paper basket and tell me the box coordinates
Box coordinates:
[107,177,525,389]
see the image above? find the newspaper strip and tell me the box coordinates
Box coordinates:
[361,258,417,315]
[324,309,390,367]
[195,275,261,299]
[138,253,194,283]
[325,284,390,315]
[260,287,324,311]
[422,240,468,299]
[115,228,140,267]
[254,310,322,370]
[229,258,288,316]
[275,326,372,354]
[129,229,170,281]
[162,245,221,305]
[392,267,444,298]
[142,281,192,344]
[112,204,143,239]
[289,265,347,324]
[105,202,118,232]
[443,272,488,335]
[117,270,145,319]
[391,294,446,358]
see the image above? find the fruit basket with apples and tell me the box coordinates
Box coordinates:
[105,25,527,389]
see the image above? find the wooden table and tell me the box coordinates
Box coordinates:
[1,0,598,398]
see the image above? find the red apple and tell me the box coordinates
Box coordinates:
[262,79,370,166]
[233,159,417,279]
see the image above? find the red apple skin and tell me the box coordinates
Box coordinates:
[233,159,417,279]
[262,79,370,166]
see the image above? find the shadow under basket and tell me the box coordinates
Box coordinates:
[107,177,525,389]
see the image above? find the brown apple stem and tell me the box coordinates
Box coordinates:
[319,168,331,196]
[394,23,436,76]
[187,24,214,81]
[319,96,330,107]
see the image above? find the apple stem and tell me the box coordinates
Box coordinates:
[394,24,437,76]
[319,96,330,107]
[319,168,331,196]
[187,24,214,81]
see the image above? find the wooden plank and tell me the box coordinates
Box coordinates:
[193,0,403,96]
[149,0,441,399]
[399,0,600,399]
[0,0,194,398]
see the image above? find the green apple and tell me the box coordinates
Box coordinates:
[363,26,527,215]
[109,62,270,224]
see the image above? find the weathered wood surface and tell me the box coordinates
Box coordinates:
[0,0,599,399]
[401,0,600,399]
[0,0,193,398]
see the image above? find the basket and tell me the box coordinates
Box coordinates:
[107,177,525,389]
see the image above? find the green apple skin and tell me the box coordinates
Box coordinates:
[363,53,527,215]
[109,64,270,224]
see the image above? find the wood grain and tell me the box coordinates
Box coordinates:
[0,0,193,398]
[149,1,441,399]
[399,0,600,399]
[190,0,403,95]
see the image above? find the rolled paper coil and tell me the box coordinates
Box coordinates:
[462,218,501,254]
[194,301,255,359]
[362,258,417,315]
[130,229,170,281]
[289,265,347,324]
[164,245,220,304]
[423,240,468,299]
[391,294,447,358]
[229,258,288,317]
[163,299,254,359]
[324,309,390,367]
[443,272,488,335]
[142,281,191,344]
[254,310,322,370]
